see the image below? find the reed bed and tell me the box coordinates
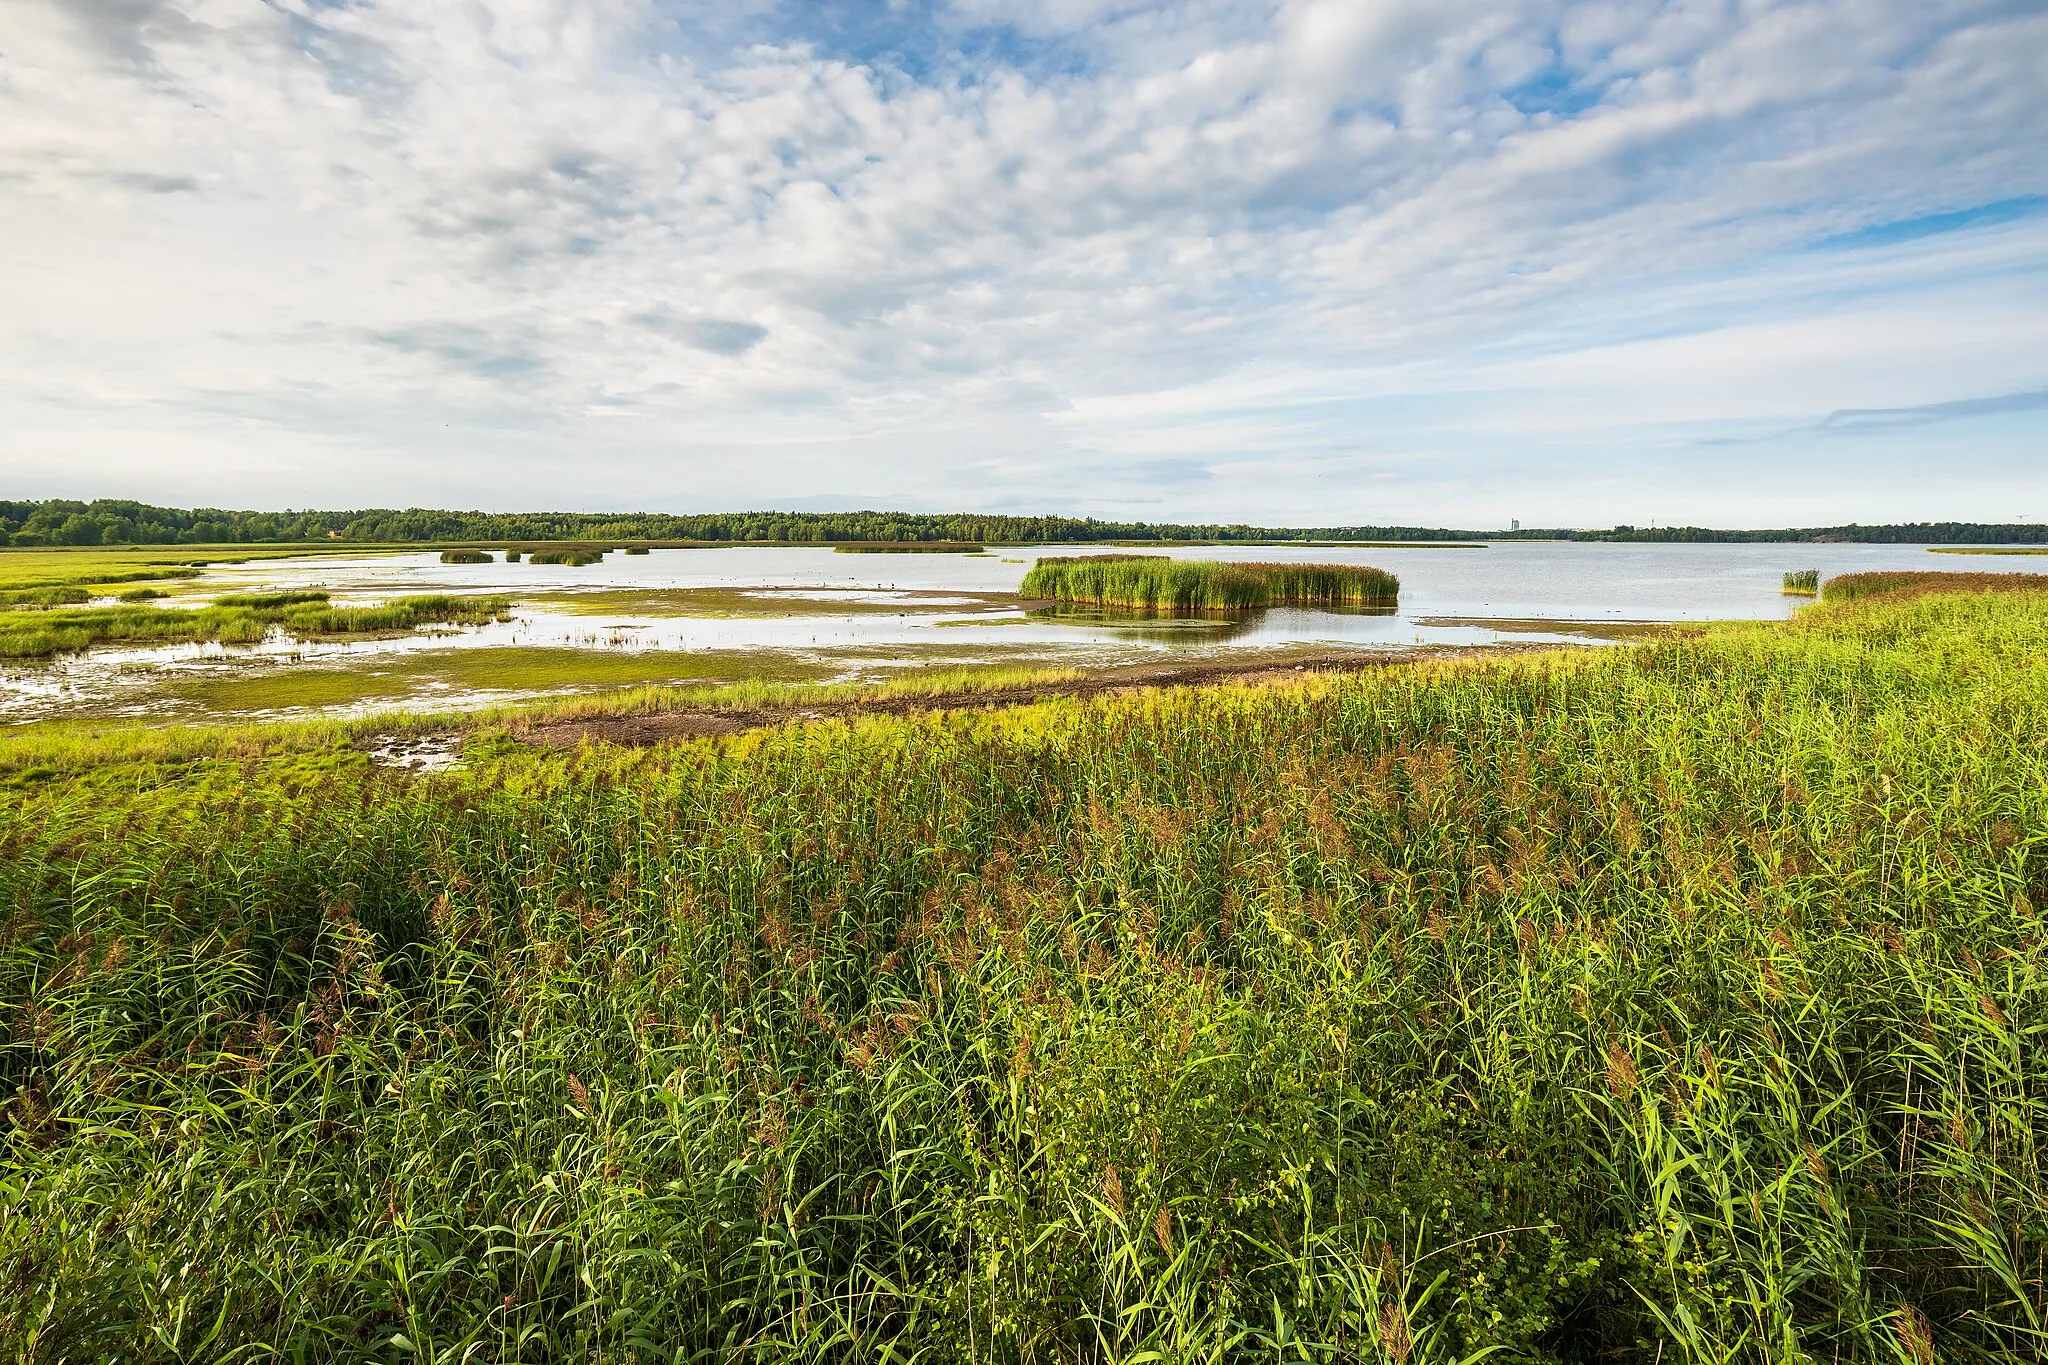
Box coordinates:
[440,549,494,564]
[530,549,606,567]
[2,587,2045,1362]
[1822,568,2048,604]
[1781,568,1819,595]
[833,542,986,554]
[0,586,92,609]
[0,594,511,658]
[1022,555,1398,610]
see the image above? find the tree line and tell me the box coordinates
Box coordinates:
[3,498,2043,546]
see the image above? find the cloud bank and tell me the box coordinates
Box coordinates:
[2,0,2044,525]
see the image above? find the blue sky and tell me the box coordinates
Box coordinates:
[1,0,2044,527]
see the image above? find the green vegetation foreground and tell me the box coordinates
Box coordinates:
[3,588,2045,1362]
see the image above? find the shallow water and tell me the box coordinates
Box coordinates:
[5,541,2038,723]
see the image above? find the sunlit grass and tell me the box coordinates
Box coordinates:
[0,594,511,658]
[1821,568,2048,604]
[1,588,2043,1361]
[1022,555,1399,610]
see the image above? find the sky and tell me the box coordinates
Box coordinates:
[1,0,2045,529]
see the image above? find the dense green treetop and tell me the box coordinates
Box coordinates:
[3,497,2043,546]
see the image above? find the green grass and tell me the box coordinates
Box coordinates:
[0,546,379,596]
[440,549,494,564]
[213,590,334,609]
[1929,546,2048,555]
[2,588,2045,1361]
[0,586,92,609]
[1023,556,1399,610]
[530,550,606,567]
[0,595,512,658]
[1781,568,1819,595]
[1821,569,2048,604]
[833,541,986,554]
[168,667,414,714]
[512,661,1086,726]
[143,648,837,717]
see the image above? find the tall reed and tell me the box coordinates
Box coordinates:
[0,593,510,657]
[1,586,2043,1362]
[1022,556,1398,610]
[1781,568,1819,594]
[1822,568,2048,604]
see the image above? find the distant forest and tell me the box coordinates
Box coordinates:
[3,498,2044,547]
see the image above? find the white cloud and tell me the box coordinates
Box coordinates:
[0,0,2043,524]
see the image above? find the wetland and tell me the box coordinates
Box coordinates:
[9,539,2048,724]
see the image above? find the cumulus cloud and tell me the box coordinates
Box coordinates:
[0,0,2044,523]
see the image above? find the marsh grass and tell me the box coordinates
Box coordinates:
[1,589,2045,1362]
[833,542,986,554]
[511,661,1086,726]
[440,549,494,564]
[1929,546,2048,555]
[1781,568,1819,595]
[214,590,333,609]
[0,594,512,658]
[0,586,91,609]
[1023,555,1399,611]
[1821,569,2048,604]
[530,550,606,567]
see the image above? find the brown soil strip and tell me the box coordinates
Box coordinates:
[516,642,1573,750]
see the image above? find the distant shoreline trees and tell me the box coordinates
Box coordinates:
[2,498,2043,547]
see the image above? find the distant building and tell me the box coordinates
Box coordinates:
[1510,518,1520,531]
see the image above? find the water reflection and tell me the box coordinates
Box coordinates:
[1025,603,1395,644]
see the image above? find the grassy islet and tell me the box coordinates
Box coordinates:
[1023,556,1399,611]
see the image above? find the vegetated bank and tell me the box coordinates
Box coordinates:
[2,579,2045,1361]
[1023,555,1399,611]
[0,592,511,658]
[833,541,986,554]
[439,549,493,564]
[1820,569,2048,605]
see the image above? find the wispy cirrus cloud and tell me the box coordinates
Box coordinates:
[0,0,2043,524]
[1820,387,2048,433]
